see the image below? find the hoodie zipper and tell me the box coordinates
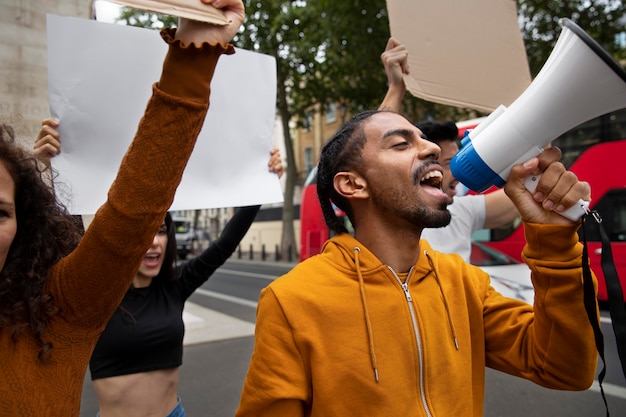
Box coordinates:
[387,266,433,417]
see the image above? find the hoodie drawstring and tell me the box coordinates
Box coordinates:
[425,250,459,350]
[354,247,380,382]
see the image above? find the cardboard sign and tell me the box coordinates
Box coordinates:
[386,0,531,112]
[107,0,229,25]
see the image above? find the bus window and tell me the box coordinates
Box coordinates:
[582,189,626,242]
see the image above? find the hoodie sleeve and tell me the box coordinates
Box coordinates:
[236,287,308,417]
[483,222,598,390]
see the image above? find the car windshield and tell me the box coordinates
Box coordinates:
[175,221,191,233]
[470,241,519,267]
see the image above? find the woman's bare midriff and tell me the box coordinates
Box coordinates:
[93,368,180,417]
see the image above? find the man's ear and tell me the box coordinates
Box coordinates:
[334,172,368,200]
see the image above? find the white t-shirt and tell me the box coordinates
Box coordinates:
[421,194,486,262]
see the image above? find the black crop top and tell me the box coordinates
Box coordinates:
[89,206,260,380]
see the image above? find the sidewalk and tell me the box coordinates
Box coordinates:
[224,254,299,269]
[182,301,254,346]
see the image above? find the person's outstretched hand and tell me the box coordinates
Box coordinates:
[379,37,409,112]
[504,147,591,225]
[267,147,284,179]
[381,37,409,90]
[34,118,61,167]
[176,0,245,47]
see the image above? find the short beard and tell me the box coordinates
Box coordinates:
[411,204,451,229]
[373,190,452,230]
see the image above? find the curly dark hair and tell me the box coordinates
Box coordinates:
[317,110,383,234]
[0,124,82,361]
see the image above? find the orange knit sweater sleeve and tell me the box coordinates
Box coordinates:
[51,28,235,330]
[0,28,234,417]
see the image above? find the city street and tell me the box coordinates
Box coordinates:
[79,258,626,417]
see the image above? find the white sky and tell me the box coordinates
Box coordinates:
[94,0,122,23]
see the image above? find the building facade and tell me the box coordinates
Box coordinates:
[1,1,347,260]
[1,0,92,149]
[293,102,348,184]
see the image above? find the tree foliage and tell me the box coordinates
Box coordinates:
[233,1,393,122]
[114,0,625,257]
[117,8,176,28]
[286,1,391,116]
[518,0,626,76]
[115,0,626,122]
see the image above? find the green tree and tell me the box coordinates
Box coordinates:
[517,0,626,77]
[233,1,312,261]
[113,0,625,259]
[117,8,176,28]
[114,1,402,260]
[234,0,397,260]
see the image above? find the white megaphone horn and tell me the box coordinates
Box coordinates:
[450,18,626,220]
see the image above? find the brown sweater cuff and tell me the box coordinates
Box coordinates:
[158,28,235,103]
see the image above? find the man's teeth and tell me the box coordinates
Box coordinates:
[421,171,443,181]
[420,171,443,188]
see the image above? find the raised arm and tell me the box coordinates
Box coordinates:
[378,37,409,112]
[483,189,519,229]
[177,147,284,298]
[486,146,597,387]
[48,0,246,328]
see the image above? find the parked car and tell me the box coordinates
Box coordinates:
[470,241,534,305]
[172,216,196,260]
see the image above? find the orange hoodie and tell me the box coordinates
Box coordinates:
[236,222,598,417]
[0,30,233,416]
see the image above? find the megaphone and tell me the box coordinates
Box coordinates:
[450,18,626,220]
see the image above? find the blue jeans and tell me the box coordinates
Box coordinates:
[97,397,185,417]
[167,397,185,417]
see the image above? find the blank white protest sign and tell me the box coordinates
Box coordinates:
[47,14,283,215]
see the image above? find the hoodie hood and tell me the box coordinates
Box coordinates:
[320,233,435,278]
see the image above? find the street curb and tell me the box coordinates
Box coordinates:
[225,256,298,270]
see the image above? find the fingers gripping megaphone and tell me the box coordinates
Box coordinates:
[450,18,626,220]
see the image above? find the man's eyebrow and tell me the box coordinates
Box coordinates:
[382,128,419,141]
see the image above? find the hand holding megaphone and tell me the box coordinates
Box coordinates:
[522,174,590,221]
[450,18,626,221]
[504,147,590,224]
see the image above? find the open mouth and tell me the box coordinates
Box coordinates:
[420,170,443,189]
[143,253,161,267]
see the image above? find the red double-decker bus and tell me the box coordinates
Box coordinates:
[299,109,626,302]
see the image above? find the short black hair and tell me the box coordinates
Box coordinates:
[317,110,382,234]
[414,120,458,145]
